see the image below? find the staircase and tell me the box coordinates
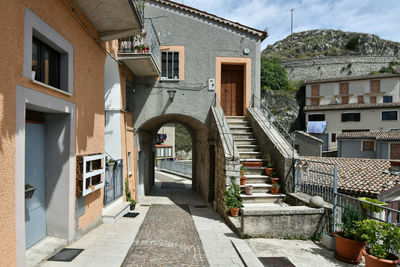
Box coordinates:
[226,116,285,208]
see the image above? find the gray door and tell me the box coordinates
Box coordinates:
[25,122,46,248]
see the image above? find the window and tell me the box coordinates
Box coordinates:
[362,140,375,151]
[308,114,325,121]
[382,111,398,121]
[370,80,380,92]
[370,96,376,104]
[383,96,393,103]
[342,96,348,104]
[32,37,61,89]
[311,85,319,96]
[311,98,319,105]
[339,82,348,95]
[341,113,360,122]
[128,152,132,174]
[358,95,364,103]
[331,133,336,142]
[161,51,179,79]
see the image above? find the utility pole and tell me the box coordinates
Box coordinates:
[291,8,294,40]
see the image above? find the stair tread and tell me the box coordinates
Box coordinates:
[239,151,263,154]
[242,202,289,208]
[240,193,285,198]
[240,159,266,162]
[243,174,269,178]
[240,183,271,188]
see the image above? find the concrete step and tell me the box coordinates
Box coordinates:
[231,128,253,134]
[241,193,285,203]
[102,200,130,224]
[240,183,271,193]
[237,145,260,152]
[244,174,270,184]
[226,116,246,120]
[235,139,257,146]
[241,202,289,209]
[239,151,264,159]
[240,158,266,162]
[232,133,256,140]
[227,121,250,127]
[241,167,266,175]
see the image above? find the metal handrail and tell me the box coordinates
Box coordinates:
[212,93,237,159]
[250,94,295,159]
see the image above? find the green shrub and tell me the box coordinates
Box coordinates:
[341,204,364,241]
[261,58,290,91]
[345,35,360,51]
[224,176,242,209]
[355,219,400,259]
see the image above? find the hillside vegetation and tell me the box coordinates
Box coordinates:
[263,29,400,61]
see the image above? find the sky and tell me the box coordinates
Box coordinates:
[178,0,400,49]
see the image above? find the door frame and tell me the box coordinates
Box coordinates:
[216,57,252,115]
[15,85,76,264]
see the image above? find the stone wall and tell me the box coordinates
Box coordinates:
[281,56,399,81]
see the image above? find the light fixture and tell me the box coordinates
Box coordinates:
[167,88,176,101]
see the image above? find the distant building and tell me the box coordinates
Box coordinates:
[304,73,400,151]
[156,124,176,158]
[338,130,400,159]
[292,131,323,156]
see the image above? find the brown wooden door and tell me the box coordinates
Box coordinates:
[390,143,400,159]
[221,69,244,116]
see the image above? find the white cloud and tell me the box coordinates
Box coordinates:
[181,0,400,49]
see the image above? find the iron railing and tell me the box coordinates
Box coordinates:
[212,93,237,159]
[157,159,192,178]
[118,19,160,70]
[104,158,124,205]
[250,94,295,159]
[294,158,399,231]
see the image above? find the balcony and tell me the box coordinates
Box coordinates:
[117,21,160,77]
[74,0,144,41]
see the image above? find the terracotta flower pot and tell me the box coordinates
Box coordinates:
[270,186,280,194]
[240,176,247,186]
[265,167,275,176]
[334,232,366,264]
[270,177,279,184]
[363,249,400,267]
[242,161,262,168]
[230,207,240,217]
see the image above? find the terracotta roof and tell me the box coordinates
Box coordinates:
[295,131,324,143]
[149,0,268,40]
[304,102,400,111]
[305,73,400,85]
[338,130,400,141]
[302,156,400,197]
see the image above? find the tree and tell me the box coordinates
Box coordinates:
[261,58,290,91]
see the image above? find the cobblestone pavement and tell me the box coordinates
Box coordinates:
[121,204,209,267]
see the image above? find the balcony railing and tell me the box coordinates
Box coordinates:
[118,19,160,71]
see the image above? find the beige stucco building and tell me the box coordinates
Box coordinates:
[304,73,400,151]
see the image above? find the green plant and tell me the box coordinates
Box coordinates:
[125,179,131,199]
[272,183,280,188]
[355,219,400,259]
[224,176,242,209]
[261,58,290,91]
[25,184,33,190]
[264,153,274,168]
[359,197,387,212]
[240,165,247,176]
[271,170,278,177]
[340,204,364,241]
[127,198,136,205]
[108,158,114,164]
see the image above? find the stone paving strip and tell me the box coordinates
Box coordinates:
[41,205,149,267]
[121,204,209,267]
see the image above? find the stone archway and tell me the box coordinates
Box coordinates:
[136,113,210,201]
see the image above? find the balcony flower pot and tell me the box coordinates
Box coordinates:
[242,161,262,168]
[25,185,37,199]
[265,167,275,176]
[144,46,150,53]
[363,249,399,267]
[270,177,279,184]
[107,161,115,172]
[359,197,387,212]
[270,184,280,194]
[230,207,240,217]
[240,176,247,186]
[245,185,253,195]
[334,232,366,264]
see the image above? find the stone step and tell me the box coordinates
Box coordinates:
[226,116,246,120]
[241,202,289,209]
[243,174,270,184]
[240,158,266,162]
[231,128,253,134]
[239,152,264,159]
[102,200,130,224]
[232,133,256,140]
[240,183,271,193]
[241,167,266,175]
[241,193,285,203]
[227,121,250,127]
[237,145,260,152]
[234,139,257,145]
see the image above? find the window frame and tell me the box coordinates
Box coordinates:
[23,8,73,95]
[341,112,361,122]
[308,114,326,121]
[381,111,398,121]
[361,140,375,152]
[161,51,180,80]
[383,95,393,103]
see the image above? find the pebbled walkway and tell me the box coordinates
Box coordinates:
[121,204,209,267]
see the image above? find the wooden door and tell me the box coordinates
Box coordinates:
[390,143,400,159]
[221,69,244,116]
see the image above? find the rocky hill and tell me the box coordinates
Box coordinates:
[263,29,400,61]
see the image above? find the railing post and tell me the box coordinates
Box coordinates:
[333,163,338,232]
[294,159,298,193]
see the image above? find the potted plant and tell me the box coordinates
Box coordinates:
[128,198,136,210]
[270,170,279,184]
[107,158,115,172]
[25,184,37,199]
[270,183,280,194]
[245,185,253,195]
[224,176,242,217]
[125,179,136,210]
[240,166,247,186]
[334,204,366,264]
[144,45,150,53]
[359,197,387,212]
[264,153,275,176]
[242,161,262,168]
[357,219,400,267]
